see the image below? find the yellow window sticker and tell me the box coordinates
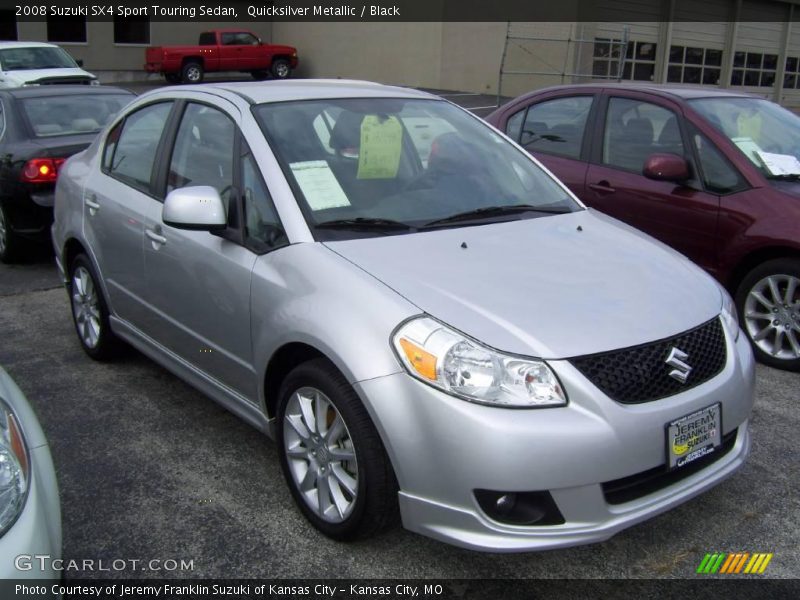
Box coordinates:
[357,115,403,179]
[290,161,351,210]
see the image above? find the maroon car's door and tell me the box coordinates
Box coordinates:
[584,93,721,273]
[498,93,597,200]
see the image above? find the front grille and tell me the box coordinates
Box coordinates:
[569,318,726,404]
[32,77,93,85]
[602,430,738,505]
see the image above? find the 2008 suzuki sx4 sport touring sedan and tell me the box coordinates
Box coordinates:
[52,81,754,552]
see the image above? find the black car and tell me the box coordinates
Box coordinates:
[0,85,134,262]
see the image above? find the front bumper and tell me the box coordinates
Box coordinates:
[356,323,754,552]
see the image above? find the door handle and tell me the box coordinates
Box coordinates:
[588,181,616,194]
[145,228,167,246]
[84,195,100,214]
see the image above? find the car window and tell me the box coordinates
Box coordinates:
[688,124,748,195]
[106,102,173,192]
[222,32,258,46]
[167,103,236,210]
[242,152,288,252]
[505,109,524,142]
[21,94,132,138]
[603,97,685,173]
[519,96,593,159]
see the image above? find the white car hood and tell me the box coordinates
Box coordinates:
[324,210,722,359]
[2,67,96,85]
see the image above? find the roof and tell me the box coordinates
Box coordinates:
[526,82,757,101]
[0,41,60,49]
[4,85,134,99]
[197,79,438,104]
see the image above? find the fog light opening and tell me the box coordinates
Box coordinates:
[475,489,565,526]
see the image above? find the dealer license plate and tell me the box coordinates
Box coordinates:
[667,403,722,470]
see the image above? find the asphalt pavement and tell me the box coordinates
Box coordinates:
[0,80,797,583]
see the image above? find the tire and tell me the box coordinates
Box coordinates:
[735,257,800,371]
[68,254,122,361]
[251,70,269,81]
[181,61,204,84]
[276,358,399,541]
[164,72,181,84]
[0,201,21,264]
[271,59,291,80]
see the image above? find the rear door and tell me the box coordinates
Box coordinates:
[584,93,721,272]
[499,93,597,199]
[82,101,174,324]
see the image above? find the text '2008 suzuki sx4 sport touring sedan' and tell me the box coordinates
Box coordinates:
[52,81,754,552]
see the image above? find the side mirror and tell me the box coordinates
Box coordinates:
[76,59,84,67]
[162,186,227,231]
[643,153,690,182]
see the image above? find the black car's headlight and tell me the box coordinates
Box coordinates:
[393,317,567,408]
[0,398,29,537]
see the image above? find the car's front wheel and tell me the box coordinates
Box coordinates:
[276,359,399,540]
[69,254,121,360]
[736,258,800,371]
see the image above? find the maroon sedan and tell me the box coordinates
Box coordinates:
[486,84,800,371]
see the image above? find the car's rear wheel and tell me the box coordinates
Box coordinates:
[276,359,398,540]
[271,59,291,79]
[0,202,20,264]
[736,258,800,371]
[181,61,204,84]
[69,254,121,360]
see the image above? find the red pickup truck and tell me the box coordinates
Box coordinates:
[145,29,298,84]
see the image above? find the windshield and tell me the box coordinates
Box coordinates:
[253,98,579,238]
[0,46,79,71]
[21,94,133,137]
[689,96,800,177]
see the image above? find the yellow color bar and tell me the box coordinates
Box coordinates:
[758,554,773,574]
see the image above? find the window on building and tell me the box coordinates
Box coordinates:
[114,16,150,45]
[783,56,800,89]
[0,11,17,40]
[731,51,778,87]
[667,46,722,85]
[47,17,87,43]
[593,39,657,81]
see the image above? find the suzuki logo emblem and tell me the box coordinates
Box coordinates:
[666,347,692,383]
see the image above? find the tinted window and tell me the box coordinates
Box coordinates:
[603,98,685,172]
[167,103,235,209]
[198,32,215,45]
[242,153,287,252]
[221,32,258,46]
[107,102,172,192]
[21,93,132,137]
[505,109,524,142]
[519,96,593,159]
[689,124,747,195]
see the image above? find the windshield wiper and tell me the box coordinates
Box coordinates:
[766,173,800,180]
[421,204,568,229]
[314,217,415,231]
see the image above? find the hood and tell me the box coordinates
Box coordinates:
[769,179,800,199]
[3,67,96,86]
[324,210,722,359]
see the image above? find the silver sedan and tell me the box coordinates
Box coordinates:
[52,81,754,552]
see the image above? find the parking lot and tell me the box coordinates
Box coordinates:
[0,82,798,581]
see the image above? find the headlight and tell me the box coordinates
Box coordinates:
[720,287,740,342]
[0,398,29,537]
[392,317,567,408]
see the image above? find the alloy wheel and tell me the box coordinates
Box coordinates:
[282,386,358,524]
[743,274,800,360]
[71,266,102,349]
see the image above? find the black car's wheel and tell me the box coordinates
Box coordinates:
[736,258,800,371]
[68,254,122,360]
[271,59,291,79]
[251,70,269,81]
[276,359,399,540]
[0,202,21,264]
[181,61,204,84]
[164,72,181,84]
